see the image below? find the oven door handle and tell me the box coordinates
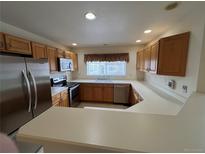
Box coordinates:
[69,84,80,91]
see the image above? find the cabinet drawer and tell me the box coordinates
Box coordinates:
[5,34,32,55]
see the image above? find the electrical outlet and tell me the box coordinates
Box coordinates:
[168,80,176,89]
[182,85,188,93]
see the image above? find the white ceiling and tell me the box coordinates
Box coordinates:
[1,1,204,48]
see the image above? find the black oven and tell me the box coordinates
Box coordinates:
[50,77,80,107]
[69,84,80,107]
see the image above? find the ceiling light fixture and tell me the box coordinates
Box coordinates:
[144,29,152,34]
[85,12,96,20]
[72,43,77,46]
[136,40,142,43]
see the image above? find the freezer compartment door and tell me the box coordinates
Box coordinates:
[0,55,33,135]
[25,58,52,117]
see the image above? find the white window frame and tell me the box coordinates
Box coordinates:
[86,61,126,76]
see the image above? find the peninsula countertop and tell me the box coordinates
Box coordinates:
[71,79,184,115]
[17,92,205,152]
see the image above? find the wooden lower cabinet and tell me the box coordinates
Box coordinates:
[129,87,140,105]
[92,84,104,102]
[103,84,114,102]
[52,90,69,107]
[80,83,114,103]
[52,93,61,106]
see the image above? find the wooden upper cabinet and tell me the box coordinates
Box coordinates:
[136,50,144,71]
[31,42,47,59]
[57,49,65,58]
[158,32,190,76]
[71,53,78,71]
[144,47,151,72]
[149,42,159,73]
[47,46,58,72]
[136,51,141,70]
[64,51,72,58]
[0,33,5,51]
[4,34,32,55]
[136,32,190,76]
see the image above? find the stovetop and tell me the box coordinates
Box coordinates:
[66,82,79,89]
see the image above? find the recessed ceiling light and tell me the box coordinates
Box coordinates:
[136,40,142,43]
[85,12,96,20]
[72,43,77,46]
[144,29,152,34]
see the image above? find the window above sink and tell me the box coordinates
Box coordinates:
[86,61,126,76]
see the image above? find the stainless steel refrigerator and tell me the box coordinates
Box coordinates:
[0,54,52,152]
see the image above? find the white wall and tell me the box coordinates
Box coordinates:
[72,45,144,80]
[0,21,67,50]
[197,24,205,93]
[144,9,205,102]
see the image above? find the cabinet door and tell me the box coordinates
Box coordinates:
[52,93,61,106]
[150,42,159,73]
[80,84,93,102]
[47,46,58,72]
[139,51,145,71]
[92,84,104,102]
[158,32,190,76]
[61,90,68,107]
[31,42,47,59]
[144,47,151,72]
[0,32,5,51]
[5,34,32,55]
[71,53,78,71]
[103,84,114,102]
[136,51,141,70]
[64,51,72,58]
[57,49,65,58]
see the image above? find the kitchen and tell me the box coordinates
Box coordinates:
[0,1,205,153]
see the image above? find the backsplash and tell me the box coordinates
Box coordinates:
[50,71,72,82]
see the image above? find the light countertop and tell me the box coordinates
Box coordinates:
[51,87,68,96]
[17,92,205,152]
[72,79,184,115]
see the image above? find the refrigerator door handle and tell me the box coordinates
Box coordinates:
[29,70,38,109]
[22,70,32,112]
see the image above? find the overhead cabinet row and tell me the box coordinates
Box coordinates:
[137,32,190,76]
[0,32,78,72]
